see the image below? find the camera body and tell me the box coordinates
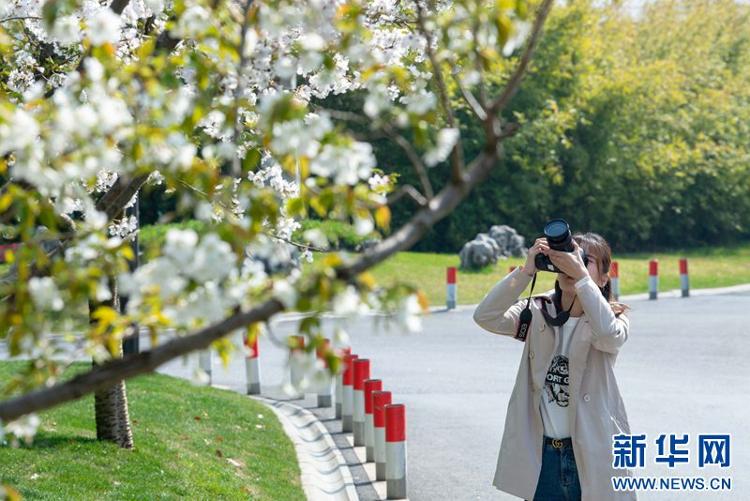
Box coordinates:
[534,218,589,273]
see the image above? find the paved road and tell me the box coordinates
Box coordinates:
[155,290,750,500]
[3,290,748,500]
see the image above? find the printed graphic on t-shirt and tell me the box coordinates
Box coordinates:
[544,354,569,407]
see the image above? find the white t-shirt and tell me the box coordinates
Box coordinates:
[539,316,581,439]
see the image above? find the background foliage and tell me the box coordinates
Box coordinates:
[374,0,750,253]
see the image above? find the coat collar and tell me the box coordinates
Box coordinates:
[533,289,589,326]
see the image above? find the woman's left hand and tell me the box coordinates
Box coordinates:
[547,240,589,281]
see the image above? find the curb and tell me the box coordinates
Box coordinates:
[250,395,360,501]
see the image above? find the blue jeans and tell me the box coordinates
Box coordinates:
[530,435,582,501]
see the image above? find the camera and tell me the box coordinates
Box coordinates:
[534,218,589,273]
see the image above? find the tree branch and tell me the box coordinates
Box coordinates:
[386,184,428,207]
[0,0,556,424]
[0,148,499,423]
[414,2,465,184]
[380,122,434,199]
[487,0,555,117]
[0,298,285,422]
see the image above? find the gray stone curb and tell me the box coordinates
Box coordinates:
[251,395,360,501]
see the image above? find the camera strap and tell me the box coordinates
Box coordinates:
[515,271,579,340]
[541,293,577,327]
[514,271,537,341]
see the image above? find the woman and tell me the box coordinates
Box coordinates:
[473,232,637,501]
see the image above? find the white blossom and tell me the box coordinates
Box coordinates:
[86,8,122,46]
[28,277,64,312]
[310,142,376,185]
[173,5,210,39]
[423,127,459,167]
[398,294,423,333]
[0,109,39,154]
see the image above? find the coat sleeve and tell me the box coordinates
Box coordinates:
[574,275,629,354]
[472,266,534,340]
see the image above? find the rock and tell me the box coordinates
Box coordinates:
[459,233,500,270]
[489,225,527,258]
[459,225,528,270]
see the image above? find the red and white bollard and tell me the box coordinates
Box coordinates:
[373,390,392,481]
[679,258,689,297]
[352,358,370,446]
[244,332,261,395]
[446,267,457,309]
[649,259,658,300]
[385,404,407,499]
[610,261,620,301]
[364,378,383,462]
[316,338,332,407]
[335,347,351,419]
[342,353,359,433]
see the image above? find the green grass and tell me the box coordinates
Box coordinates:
[365,241,750,307]
[0,362,304,501]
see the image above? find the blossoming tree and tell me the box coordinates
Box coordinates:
[0,0,553,445]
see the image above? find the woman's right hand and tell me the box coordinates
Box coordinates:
[521,237,550,276]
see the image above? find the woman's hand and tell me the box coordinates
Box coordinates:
[521,237,550,276]
[547,240,589,281]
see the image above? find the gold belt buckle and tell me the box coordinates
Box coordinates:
[552,438,563,449]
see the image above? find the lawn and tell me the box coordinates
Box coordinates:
[366,241,750,307]
[0,362,304,501]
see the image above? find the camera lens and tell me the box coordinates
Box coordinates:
[543,218,574,252]
[544,219,569,241]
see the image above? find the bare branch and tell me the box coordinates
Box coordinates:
[380,122,434,199]
[450,69,487,121]
[0,16,42,24]
[386,184,428,207]
[487,0,555,117]
[414,2,465,184]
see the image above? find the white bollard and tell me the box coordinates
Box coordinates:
[446,266,457,309]
[648,259,658,300]
[352,358,370,446]
[199,350,212,385]
[316,338,332,407]
[289,335,305,399]
[364,378,382,462]
[342,353,358,433]
[610,261,620,301]
[373,390,392,481]
[335,347,351,419]
[679,258,689,297]
[385,404,407,499]
[244,332,261,395]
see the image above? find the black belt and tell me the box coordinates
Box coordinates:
[543,435,573,449]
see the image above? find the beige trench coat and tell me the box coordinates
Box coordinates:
[473,266,637,501]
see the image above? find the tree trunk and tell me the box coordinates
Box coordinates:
[90,275,134,449]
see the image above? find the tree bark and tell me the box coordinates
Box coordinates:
[90,275,134,449]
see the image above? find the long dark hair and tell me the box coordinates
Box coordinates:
[553,232,630,317]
